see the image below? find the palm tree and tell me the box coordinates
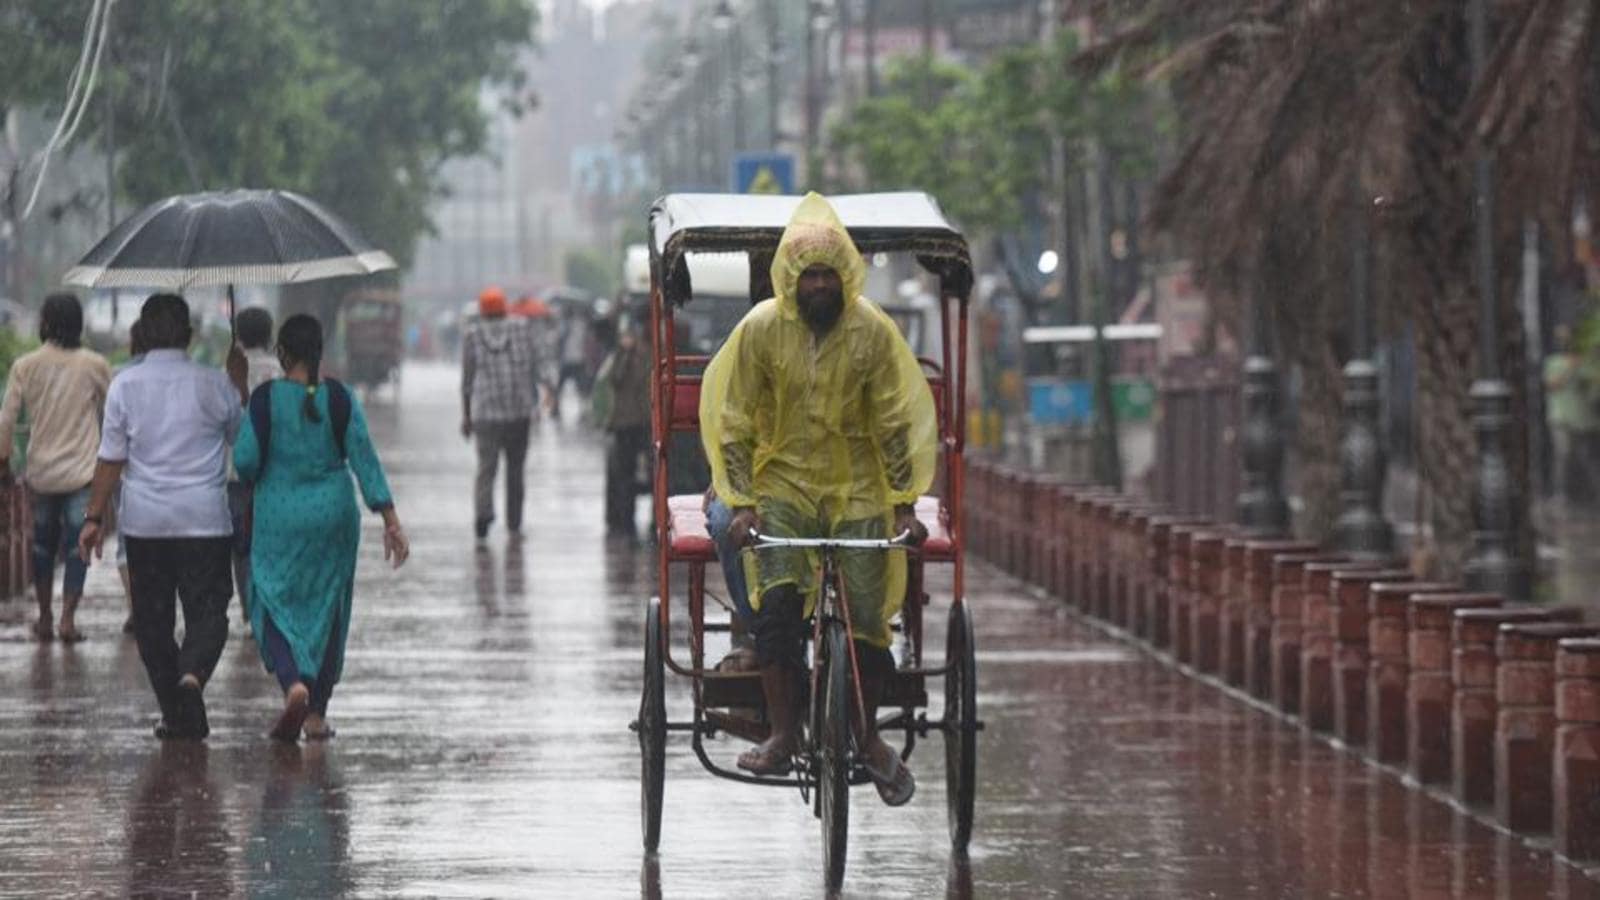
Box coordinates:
[1083,0,1598,576]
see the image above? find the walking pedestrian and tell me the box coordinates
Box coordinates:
[0,293,112,642]
[78,294,249,740]
[1545,325,1600,508]
[552,305,590,418]
[461,287,543,541]
[233,314,408,742]
[599,314,650,537]
[228,306,283,628]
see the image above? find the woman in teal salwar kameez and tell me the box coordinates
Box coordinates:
[234,315,410,742]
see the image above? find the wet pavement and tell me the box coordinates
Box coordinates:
[1,361,1598,898]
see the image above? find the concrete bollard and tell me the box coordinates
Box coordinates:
[1451,607,1581,809]
[1111,503,1157,630]
[1494,622,1600,834]
[1269,553,1345,717]
[1170,525,1207,666]
[1190,531,1233,676]
[1555,637,1600,862]
[1365,582,1457,764]
[1404,593,1501,785]
[1331,569,1413,747]
[1244,541,1318,701]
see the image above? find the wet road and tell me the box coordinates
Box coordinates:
[1,362,1597,898]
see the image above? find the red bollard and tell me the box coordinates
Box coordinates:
[1301,561,1386,732]
[1270,553,1345,716]
[1494,622,1600,834]
[1169,525,1207,666]
[1452,607,1580,808]
[1366,582,1457,764]
[1405,593,1501,785]
[1219,537,1252,687]
[1555,638,1600,862]
[1109,503,1154,629]
[1331,569,1413,747]
[1128,509,1163,640]
[1147,517,1201,650]
[1244,540,1318,700]
[1070,492,1108,613]
[1190,531,1232,675]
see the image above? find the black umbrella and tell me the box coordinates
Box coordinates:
[63,189,396,327]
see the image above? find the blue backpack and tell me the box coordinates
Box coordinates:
[247,379,353,473]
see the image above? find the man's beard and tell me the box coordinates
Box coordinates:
[799,290,844,331]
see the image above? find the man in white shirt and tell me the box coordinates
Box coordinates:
[78,294,247,740]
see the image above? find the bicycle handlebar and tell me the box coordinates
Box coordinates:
[746,529,913,550]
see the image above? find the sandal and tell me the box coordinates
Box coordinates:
[304,726,337,742]
[862,743,916,807]
[715,647,760,673]
[736,743,795,776]
[31,620,54,642]
[57,625,85,644]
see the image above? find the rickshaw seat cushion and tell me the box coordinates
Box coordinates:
[666,494,717,561]
[916,495,954,561]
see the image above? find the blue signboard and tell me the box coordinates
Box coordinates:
[732,152,796,195]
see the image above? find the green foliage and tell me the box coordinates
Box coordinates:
[565,248,617,298]
[2,1,537,269]
[829,35,1168,232]
[0,329,40,381]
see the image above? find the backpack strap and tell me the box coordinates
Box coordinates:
[326,378,353,459]
[248,382,274,476]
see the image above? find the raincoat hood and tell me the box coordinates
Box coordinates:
[769,192,867,319]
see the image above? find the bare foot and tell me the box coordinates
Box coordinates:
[31,617,54,642]
[270,684,310,742]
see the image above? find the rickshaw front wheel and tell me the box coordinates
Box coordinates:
[640,596,667,852]
[819,621,852,892]
[945,600,978,852]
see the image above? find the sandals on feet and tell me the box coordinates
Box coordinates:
[736,743,794,776]
[57,625,85,644]
[862,744,916,807]
[31,620,54,642]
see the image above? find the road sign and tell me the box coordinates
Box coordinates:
[732,153,795,195]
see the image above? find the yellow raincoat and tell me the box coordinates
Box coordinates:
[700,193,938,649]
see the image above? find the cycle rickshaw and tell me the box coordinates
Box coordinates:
[633,192,979,891]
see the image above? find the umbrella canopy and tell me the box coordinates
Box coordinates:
[63,189,395,289]
[512,296,551,318]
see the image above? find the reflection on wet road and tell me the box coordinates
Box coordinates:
[0,363,1595,897]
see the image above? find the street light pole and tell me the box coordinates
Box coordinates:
[1335,183,1394,557]
[1463,0,1528,599]
[765,0,781,150]
[1237,258,1291,537]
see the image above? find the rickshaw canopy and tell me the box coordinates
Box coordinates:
[648,192,972,306]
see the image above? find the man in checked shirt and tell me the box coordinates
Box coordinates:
[461,287,544,542]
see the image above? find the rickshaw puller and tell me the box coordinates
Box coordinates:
[702,193,938,807]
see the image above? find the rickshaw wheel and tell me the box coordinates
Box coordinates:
[944,600,978,852]
[819,621,852,892]
[640,597,667,852]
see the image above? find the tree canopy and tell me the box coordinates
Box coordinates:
[1,0,537,269]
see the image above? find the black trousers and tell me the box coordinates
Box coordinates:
[605,425,649,533]
[125,537,233,725]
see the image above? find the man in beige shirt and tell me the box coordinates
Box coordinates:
[0,294,112,641]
